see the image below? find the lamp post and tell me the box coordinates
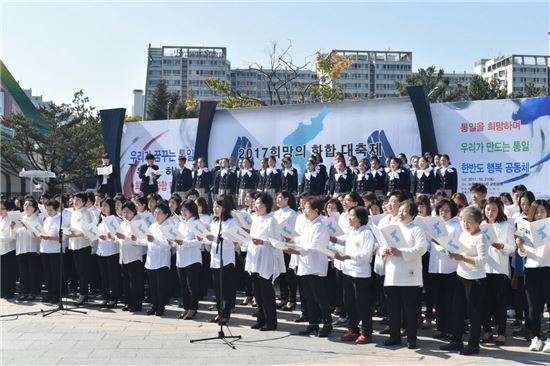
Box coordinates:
[167,100,172,120]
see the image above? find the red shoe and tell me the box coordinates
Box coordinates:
[340,331,360,342]
[355,335,373,344]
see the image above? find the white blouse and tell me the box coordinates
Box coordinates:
[208,218,238,268]
[295,215,329,277]
[175,218,203,268]
[0,216,16,255]
[337,225,375,278]
[68,208,93,250]
[40,214,61,254]
[97,217,122,257]
[245,213,285,281]
[429,217,461,274]
[137,221,172,270]
[15,214,41,255]
[482,220,515,276]
[116,219,143,265]
[517,218,550,268]
[382,221,427,287]
[456,231,487,280]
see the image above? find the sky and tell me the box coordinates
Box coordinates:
[1,0,549,113]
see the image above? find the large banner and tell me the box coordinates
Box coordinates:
[208,98,422,181]
[119,119,198,198]
[432,96,550,197]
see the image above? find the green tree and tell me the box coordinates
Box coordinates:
[147,79,170,120]
[468,75,507,100]
[185,91,200,118]
[125,115,143,122]
[311,51,354,103]
[205,78,265,109]
[1,91,104,193]
[444,83,469,102]
[395,66,449,102]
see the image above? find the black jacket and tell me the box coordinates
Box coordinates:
[435,167,458,194]
[138,163,160,194]
[95,164,116,197]
[281,168,298,193]
[192,168,212,193]
[171,167,193,193]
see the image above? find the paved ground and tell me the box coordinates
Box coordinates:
[1,295,549,365]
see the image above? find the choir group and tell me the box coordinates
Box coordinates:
[1,151,549,356]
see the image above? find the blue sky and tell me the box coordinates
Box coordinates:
[2,1,549,113]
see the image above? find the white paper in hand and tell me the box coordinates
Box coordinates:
[529,217,550,249]
[232,210,253,230]
[7,211,22,224]
[479,223,499,245]
[83,223,100,241]
[186,220,212,238]
[103,215,121,236]
[97,165,113,176]
[432,236,467,254]
[369,224,388,247]
[419,216,448,239]
[380,225,408,249]
[226,225,252,244]
[280,223,299,238]
[324,216,344,237]
[269,237,296,251]
[160,224,183,241]
[369,214,386,227]
[130,219,151,240]
[22,216,44,237]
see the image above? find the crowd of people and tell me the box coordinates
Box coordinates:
[1,150,549,356]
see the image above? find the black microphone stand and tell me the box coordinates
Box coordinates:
[191,167,241,349]
[42,174,87,317]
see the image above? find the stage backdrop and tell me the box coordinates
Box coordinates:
[207,97,422,183]
[119,119,198,197]
[432,96,550,197]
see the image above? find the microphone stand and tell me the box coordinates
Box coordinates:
[191,167,241,349]
[42,174,87,317]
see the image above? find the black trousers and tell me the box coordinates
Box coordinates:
[41,252,61,299]
[64,249,78,293]
[343,275,372,336]
[177,262,201,310]
[482,273,509,336]
[122,260,144,309]
[386,286,419,343]
[252,273,277,327]
[17,252,42,295]
[278,253,297,303]
[98,254,122,302]
[451,276,485,347]
[334,267,347,317]
[169,253,180,298]
[421,252,434,318]
[89,253,101,292]
[148,266,170,310]
[1,250,17,297]
[431,272,456,335]
[199,250,212,297]
[72,246,92,296]
[301,274,332,326]
[525,267,550,338]
[212,264,236,318]
[236,252,252,296]
[298,275,309,318]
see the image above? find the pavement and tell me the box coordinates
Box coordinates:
[1,294,549,365]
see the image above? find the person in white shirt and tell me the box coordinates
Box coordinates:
[331,206,375,344]
[97,198,122,309]
[480,197,515,346]
[440,205,487,356]
[114,202,145,313]
[515,199,550,353]
[15,199,42,301]
[201,196,239,325]
[137,203,172,316]
[195,196,213,300]
[273,191,299,311]
[247,192,285,331]
[430,199,461,340]
[381,200,427,349]
[64,192,94,305]
[39,200,62,303]
[1,200,18,299]
[172,199,203,320]
[284,197,333,338]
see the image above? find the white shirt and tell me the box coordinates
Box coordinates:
[175,218,203,268]
[97,217,122,257]
[482,220,515,276]
[382,221,427,287]
[208,218,238,268]
[116,219,143,265]
[517,218,550,268]
[296,215,329,277]
[373,214,399,276]
[15,214,41,255]
[68,208,92,250]
[273,207,297,230]
[245,213,285,281]
[137,221,172,270]
[0,215,16,255]
[456,231,487,280]
[338,226,375,278]
[40,214,61,254]
[429,217,461,274]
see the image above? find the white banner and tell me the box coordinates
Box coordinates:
[208,98,421,180]
[432,96,550,198]
[119,119,198,198]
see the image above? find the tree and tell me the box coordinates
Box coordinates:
[468,75,507,100]
[147,79,170,120]
[185,91,200,118]
[395,66,449,102]
[311,51,354,103]
[1,91,104,193]
[125,115,143,122]
[443,83,469,102]
[205,78,264,109]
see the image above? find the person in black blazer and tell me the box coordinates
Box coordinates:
[352,159,369,194]
[301,159,322,196]
[96,153,116,197]
[281,157,298,194]
[328,161,352,197]
[411,157,436,195]
[435,154,458,195]
[237,157,257,207]
[138,153,160,197]
[312,153,328,195]
[192,157,212,198]
[385,157,408,194]
[212,158,237,199]
[171,156,193,196]
[264,156,282,197]
[256,158,269,192]
[368,156,387,196]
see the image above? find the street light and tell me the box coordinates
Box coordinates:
[167,100,172,120]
